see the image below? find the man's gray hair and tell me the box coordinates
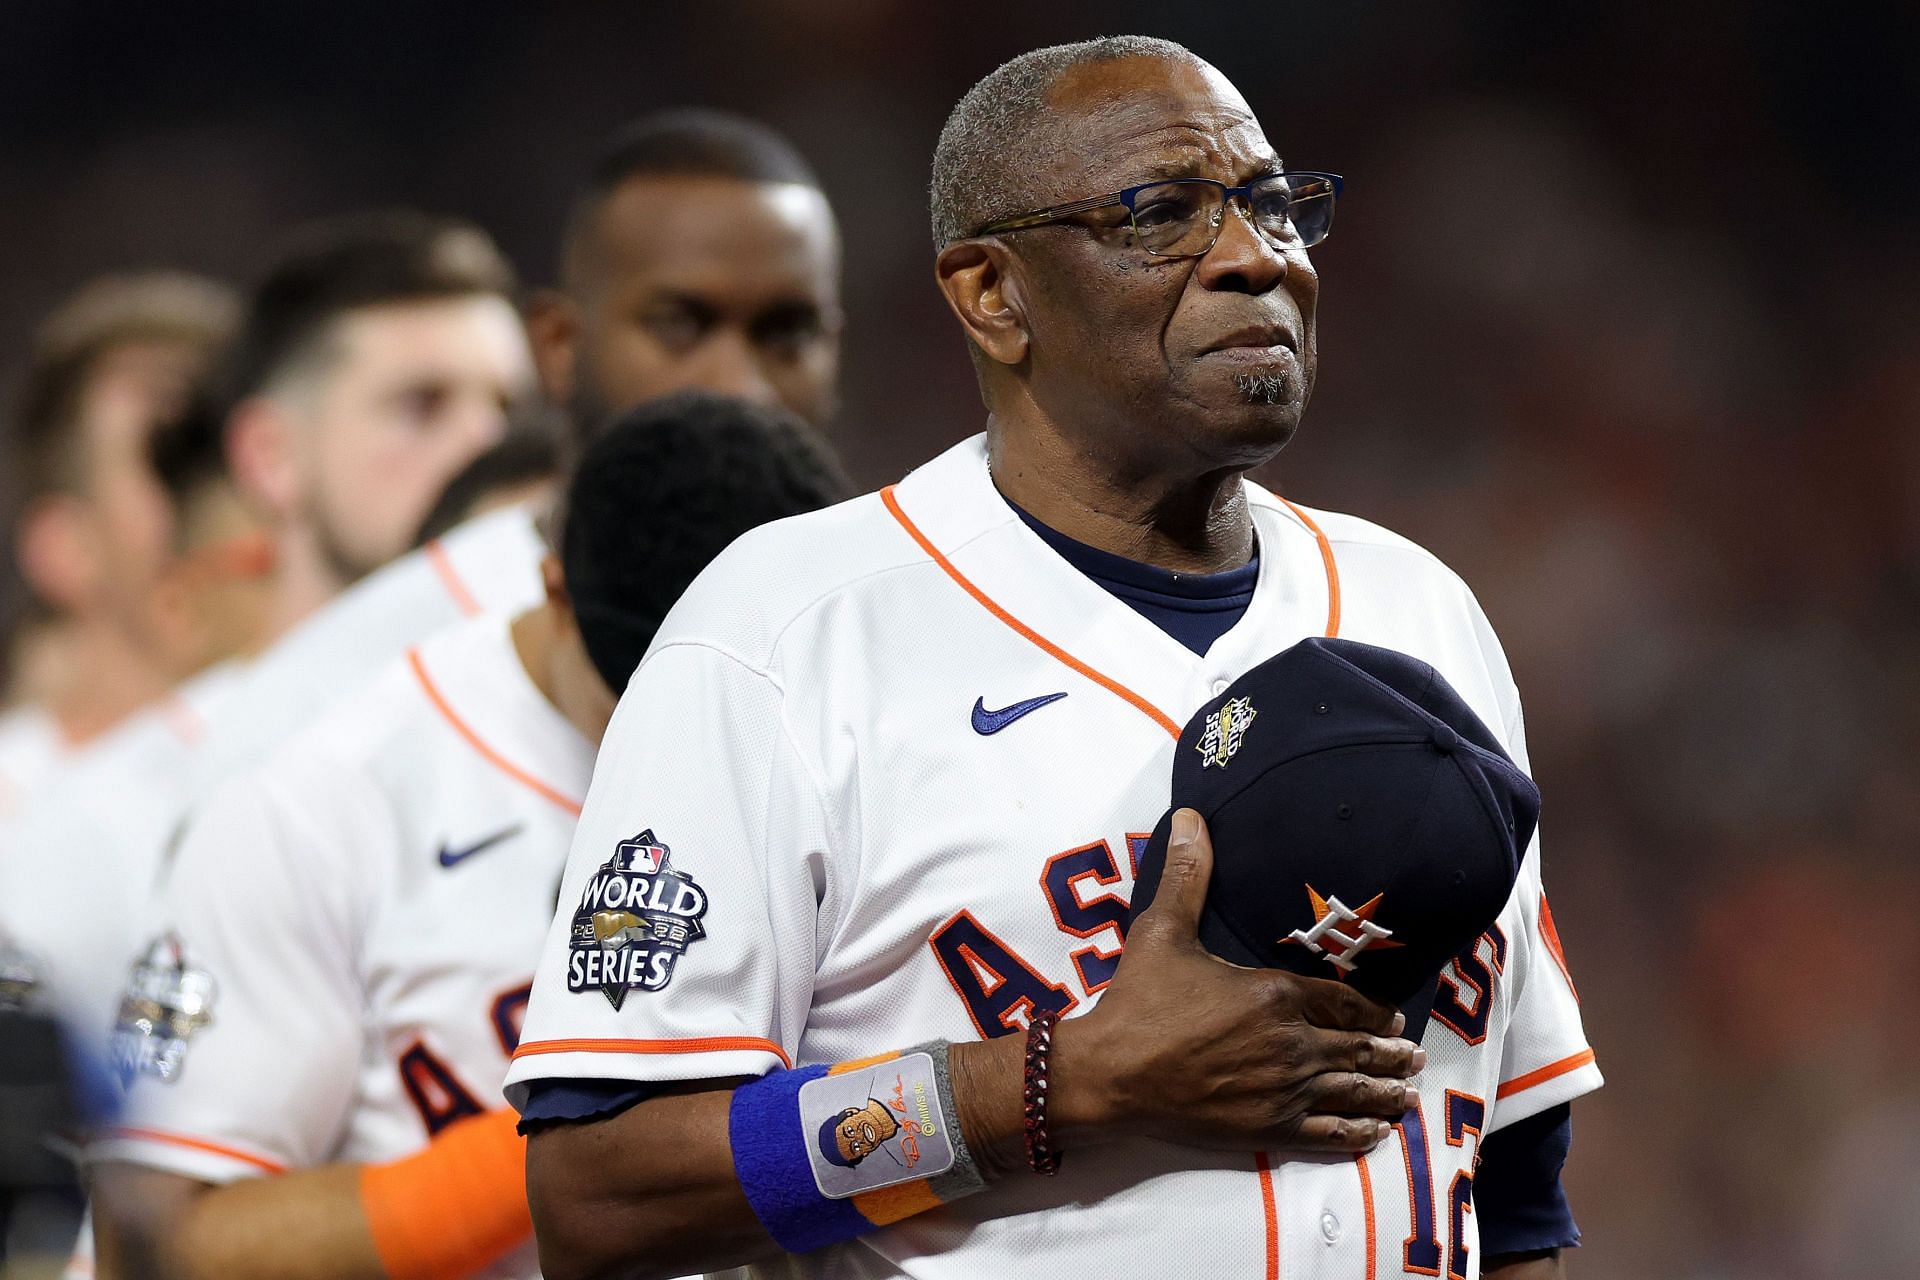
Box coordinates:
[929,35,1200,250]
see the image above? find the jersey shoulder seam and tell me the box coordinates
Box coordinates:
[762,519,1005,663]
[667,518,1001,675]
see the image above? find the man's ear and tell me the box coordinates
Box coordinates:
[15,495,98,613]
[223,397,301,522]
[524,290,580,407]
[540,552,570,624]
[934,241,1030,368]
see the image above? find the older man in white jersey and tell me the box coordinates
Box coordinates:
[93,395,851,1280]
[510,36,1598,1280]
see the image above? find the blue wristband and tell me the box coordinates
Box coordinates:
[730,1063,869,1252]
[728,1044,981,1253]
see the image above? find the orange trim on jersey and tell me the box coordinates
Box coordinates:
[880,486,1181,739]
[1495,1048,1596,1100]
[1276,497,1342,638]
[1254,1152,1280,1279]
[1538,892,1580,1002]
[424,539,483,618]
[510,1035,793,1070]
[1354,1152,1378,1280]
[109,1126,286,1175]
[408,648,582,816]
[828,1050,902,1076]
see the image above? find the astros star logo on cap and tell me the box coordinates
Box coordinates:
[1283,885,1405,976]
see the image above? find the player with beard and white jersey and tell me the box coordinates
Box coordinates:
[93,396,851,1280]
[0,212,533,1065]
[513,39,1598,1280]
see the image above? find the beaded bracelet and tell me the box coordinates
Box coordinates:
[1022,1008,1062,1176]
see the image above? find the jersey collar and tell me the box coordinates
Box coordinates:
[885,434,1340,734]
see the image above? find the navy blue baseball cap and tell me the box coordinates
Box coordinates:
[1128,637,1539,1041]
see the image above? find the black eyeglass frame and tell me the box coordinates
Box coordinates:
[973,171,1345,258]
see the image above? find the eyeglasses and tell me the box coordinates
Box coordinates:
[974,171,1343,259]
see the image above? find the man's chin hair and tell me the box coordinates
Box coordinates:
[1233,368,1292,405]
[315,517,382,588]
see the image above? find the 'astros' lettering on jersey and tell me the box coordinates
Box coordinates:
[100,615,592,1280]
[507,435,1601,1280]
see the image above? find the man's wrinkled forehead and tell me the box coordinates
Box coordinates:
[1039,57,1276,201]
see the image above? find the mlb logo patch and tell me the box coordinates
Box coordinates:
[613,831,668,874]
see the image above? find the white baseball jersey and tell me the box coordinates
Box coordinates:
[0,704,67,818]
[0,662,244,1060]
[508,436,1600,1280]
[184,501,546,796]
[1,503,542,1057]
[98,614,592,1280]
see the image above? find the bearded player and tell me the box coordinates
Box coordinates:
[93,395,851,1280]
[509,37,1597,1280]
[0,213,530,1047]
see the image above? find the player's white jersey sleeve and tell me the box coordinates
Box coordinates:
[98,756,374,1182]
[1447,597,1600,1130]
[1487,835,1597,1128]
[507,640,829,1104]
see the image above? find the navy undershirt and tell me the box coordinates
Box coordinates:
[515,500,1577,1253]
[1006,499,1259,656]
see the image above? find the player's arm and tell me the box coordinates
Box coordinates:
[94,1163,378,1280]
[91,761,533,1280]
[94,1107,527,1280]
[1483,1252,1564,1278]
[525,808,1422,1280]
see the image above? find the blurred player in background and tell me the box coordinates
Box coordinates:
[214,209,530,636]
[0,274,237,814]
[0,212,529,1056]
[0,394,268,1279]
[0,395,274,1059]
[528,107,843,437]
[94,393,852,1280]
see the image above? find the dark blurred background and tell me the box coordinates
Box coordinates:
[3,3,1916,1275]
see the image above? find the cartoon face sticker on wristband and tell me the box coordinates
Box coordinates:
[798,1050,958,1197]
[820,1097,902,1167]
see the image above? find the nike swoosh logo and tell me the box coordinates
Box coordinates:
[971,692,1068,735]
[437,824,524,868]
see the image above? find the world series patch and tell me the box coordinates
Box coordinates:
[110,933,217,1084]
[798,1051,956,1198]
[566,830,707,1009]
